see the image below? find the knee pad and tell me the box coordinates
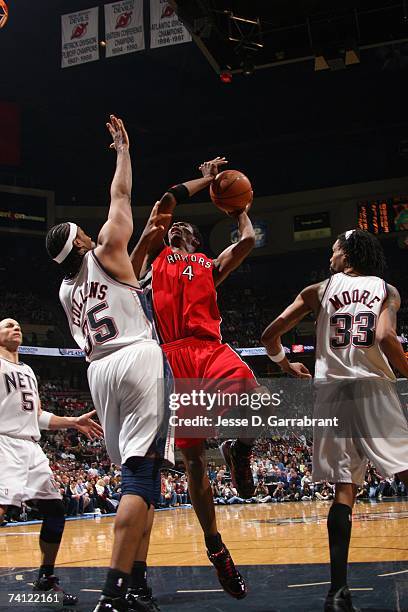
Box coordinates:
[122,457,162,508]
[38,499,66,544]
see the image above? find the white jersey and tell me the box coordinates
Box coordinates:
[59,251,154,362]
[315,272,395,381]
[0,358,41,441]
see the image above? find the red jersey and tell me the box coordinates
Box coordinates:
[151,246,221,343]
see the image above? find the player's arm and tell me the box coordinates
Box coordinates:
[94,115,135,283]
[130,157,227,278]
[261,283,323,378]
[38,404,103,440]
[213,207,255,287]
[376,283,408,377]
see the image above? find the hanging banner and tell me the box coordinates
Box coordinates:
[61,7,99,68]
[150,0,191,49]
[104,0,144,58]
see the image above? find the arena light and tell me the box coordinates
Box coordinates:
[0,0,8,29]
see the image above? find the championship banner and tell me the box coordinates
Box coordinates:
[61,7,99,69]
[150,0,191,49]
[104,0,144,58]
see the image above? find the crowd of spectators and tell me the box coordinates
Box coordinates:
[4,423,406,524]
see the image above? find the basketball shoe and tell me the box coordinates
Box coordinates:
[207,543,247,599]
[93,595,128,611]
[126,586,160,611]
[33,574,78,605]
[220,439,254,498]
[324,587,361,612]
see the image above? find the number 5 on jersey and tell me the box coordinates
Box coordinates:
[82,302,118,357]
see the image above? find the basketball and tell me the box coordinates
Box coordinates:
[210,169,253,213]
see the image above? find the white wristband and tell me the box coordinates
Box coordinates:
[38,410,53,430]
[267,347,286,363]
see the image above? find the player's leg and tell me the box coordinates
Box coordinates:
[324,482,358,612]
[22,442,78,605]
[181,441,247,600]
[127,504,160,612]
[206,343,259,498]
[181,441,217,538]
[92,343,167,611]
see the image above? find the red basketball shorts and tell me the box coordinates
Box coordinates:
[162,337,258,449]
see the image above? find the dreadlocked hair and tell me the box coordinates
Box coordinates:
[45,223,84,279]
[337,229,386,276]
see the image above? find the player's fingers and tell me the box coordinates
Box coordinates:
[109,143,116,149]
[87,410,97,417]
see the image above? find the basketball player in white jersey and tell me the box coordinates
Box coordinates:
[262,229,408,612]
[46,115,173,612]
[0,317,103,605]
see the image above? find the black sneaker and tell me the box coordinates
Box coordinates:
[126,586,160,611]
[220,439,254,499]
[207,544,247,599]
[33,574,78,606]
[93,595,129,611]
[324,587,361,612]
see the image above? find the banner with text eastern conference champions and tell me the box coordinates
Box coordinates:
[150,0,191,49]
[61,7,99,68]
[104,0,144,58]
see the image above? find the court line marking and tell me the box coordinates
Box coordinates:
[81,589,102,592]
[0,532,40,536]
[378,569,408,577]
[350,588,374,591]
[288,582,330,588]
[177,589,224,593]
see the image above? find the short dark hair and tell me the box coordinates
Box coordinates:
[337,229,386,276]
[189,223,203,251]
[45,223,83,279]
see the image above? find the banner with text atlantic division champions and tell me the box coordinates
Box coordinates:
[61,7,99,68]
[105,0,144,58]
[150,0,191,49]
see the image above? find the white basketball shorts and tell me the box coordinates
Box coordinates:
[312,378,408,485]
[0,435,61,507]
[87,340,174,466]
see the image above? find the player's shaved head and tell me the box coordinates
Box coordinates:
[0,318,22,351]
[0,318,20,327]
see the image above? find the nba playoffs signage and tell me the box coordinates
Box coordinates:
[104,0,144,58]
[150,0,191,49]
[61,7,99,68]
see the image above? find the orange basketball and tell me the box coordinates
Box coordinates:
[210,170,253,213]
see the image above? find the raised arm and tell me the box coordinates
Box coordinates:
[377,283,408,377]
[261,283,324,378]
[130,157,227,277]
[94,115,137,284]
[213,207,255,287]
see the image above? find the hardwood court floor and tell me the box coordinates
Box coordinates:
[0,500,407,611]
[1,500,407,569]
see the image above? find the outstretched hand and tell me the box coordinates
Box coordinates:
[141,201,172,243]
[74,410,104,440]
[199,156,228,178]
[282,362,312,379]
[106,114,129,152]
[227,202,252,218]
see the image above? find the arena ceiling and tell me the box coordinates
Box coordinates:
[171,1,408,74]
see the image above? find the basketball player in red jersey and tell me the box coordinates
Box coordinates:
[131,158,259,599]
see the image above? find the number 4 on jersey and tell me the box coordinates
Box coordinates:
[182,265,194,281]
